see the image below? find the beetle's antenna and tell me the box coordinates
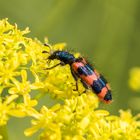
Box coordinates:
[44,43,53,54]
[42,50,49,54]
[44,43,50,47]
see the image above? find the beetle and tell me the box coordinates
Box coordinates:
[43,44,112,103]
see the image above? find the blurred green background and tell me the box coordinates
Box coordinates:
[0,0,140,139]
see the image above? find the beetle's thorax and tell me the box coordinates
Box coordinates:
[49,51,76,64]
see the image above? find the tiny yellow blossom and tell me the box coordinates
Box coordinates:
[0,94,18,125]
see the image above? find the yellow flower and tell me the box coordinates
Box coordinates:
[0,60,20,85]
[9,70,44,96]
[129,67,140,91]
[0,94,18,125]
[11,94,38,118]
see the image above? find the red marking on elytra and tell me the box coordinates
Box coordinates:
[80,74,97,85]
[97,87,107,99]
[72,62,98,85]
[72,62,84,71]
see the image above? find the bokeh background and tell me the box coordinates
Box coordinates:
[0,0,140,139]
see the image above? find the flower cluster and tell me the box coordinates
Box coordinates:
[0,19,140,140]
[25,96,140,140]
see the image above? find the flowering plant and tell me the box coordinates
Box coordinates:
[0,19,140,140]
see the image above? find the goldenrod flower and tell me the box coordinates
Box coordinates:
[0,19,140,140]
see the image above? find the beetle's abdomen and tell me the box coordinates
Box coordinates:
[71,61,112,103]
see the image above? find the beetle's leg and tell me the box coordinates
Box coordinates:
[80,80,89,89]
[80,80,89,93]
[42,50,49,54]
[44,43,51,48]
[42,43,51,53]
[70,67,79,91]
[76,57,87,64]
[44,43,54,54]
[44,62,65,70]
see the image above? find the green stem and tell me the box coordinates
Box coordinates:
[0,125,8,140]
